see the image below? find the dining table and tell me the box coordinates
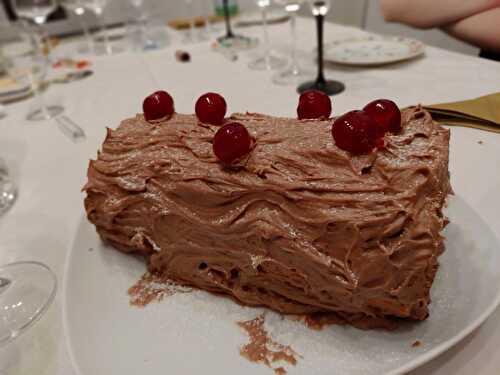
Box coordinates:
[1,16,500,375]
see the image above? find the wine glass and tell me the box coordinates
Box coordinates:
[0,159,16,216]
[183,0,208,43]
[9,0,64,121]
[248,0,287,70]
[297,0,345,96]
[60,0,93,54]
[128,0,155,51]
[272,0,313,85]
[0,261,57,345]
[81,0,121,55]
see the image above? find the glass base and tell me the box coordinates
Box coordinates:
[297,79,346,96]
[249,54,288,71]
[0,262,57,346]
[273,66,315,86]
[0,179,16,216]
[26,105,64,122]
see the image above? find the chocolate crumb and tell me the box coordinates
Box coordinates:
[478,140,484,145]
[237,314,301,374]
[128,272,192,307]
[412,340,422,347]
[88,247,94,252]
[175,50,191,63]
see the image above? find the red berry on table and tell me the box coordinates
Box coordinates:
[297,90,332,120]
[332,110,379,154]
[195,92,227,125]
[143,91,174,122]
[363,99,402,135]
[213,122,253,164]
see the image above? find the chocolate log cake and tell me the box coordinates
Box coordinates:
[84,105,451,326]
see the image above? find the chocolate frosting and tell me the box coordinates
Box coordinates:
[84,107,451,323]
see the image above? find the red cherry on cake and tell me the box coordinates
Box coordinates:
[143,91,174,122]
[363,99,402,135]
[213,122,252,164]
[332,110,378,154]
[297,90,332,120]
[195,92,227,125]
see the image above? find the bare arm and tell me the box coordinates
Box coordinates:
[443,7,500,53]
[379,0,500,29]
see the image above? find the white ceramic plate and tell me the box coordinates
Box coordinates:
[235,9,290,27]
[324,36,425,66]
[64,195,500,375]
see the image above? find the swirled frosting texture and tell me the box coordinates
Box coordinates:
[84,107,451,324]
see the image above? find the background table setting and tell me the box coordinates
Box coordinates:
[1,0,500,374]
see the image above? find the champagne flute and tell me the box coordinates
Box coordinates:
[10,0,64,121]
[297,0,345,95]
[0,261,57,346]
[60,0,93,54]
[272,0,313,85]
[248,0,287,70]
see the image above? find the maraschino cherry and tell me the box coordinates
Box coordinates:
[195,92,227,125]
[143,91,174,122]
[213,122,253,164]
[363,99,402,135]
[332,110,378,154]
[297,90,332,120]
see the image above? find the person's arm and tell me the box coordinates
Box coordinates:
[443,7,500,53]
[379,0,500,29]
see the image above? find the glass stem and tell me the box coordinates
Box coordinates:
[262,6,270,63]
[290,12,298,74]
[223,0,233,38]
[31,23,49,118]
[315,14,325,85]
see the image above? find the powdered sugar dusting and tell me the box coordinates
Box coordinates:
[238,314,301,374]
[128,272,192,307]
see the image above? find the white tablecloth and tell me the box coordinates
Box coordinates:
[1,18,500,375]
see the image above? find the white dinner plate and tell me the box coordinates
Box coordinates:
[64,195,500,375]
[324,36,425,66]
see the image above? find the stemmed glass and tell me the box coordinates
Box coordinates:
[81,0,121,55]
[297,0,345,95]
[248,0,287,70]
[128,0,155,51]
[273,0,313,85]
[10,0,64,121]
[60,0,93,54]
[0,261,57,345]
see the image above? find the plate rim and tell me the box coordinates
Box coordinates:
[324,35,426,66]
[62,196,500,375]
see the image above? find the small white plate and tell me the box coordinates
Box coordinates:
[64,195,500,375]
[235,9,290,27]
[324,35,425,66]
